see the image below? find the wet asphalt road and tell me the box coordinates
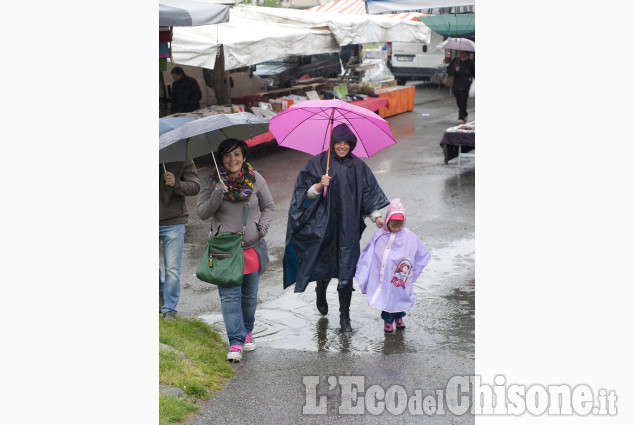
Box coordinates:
[164,83,475,424]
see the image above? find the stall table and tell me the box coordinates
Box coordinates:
[254,82,327,97]
[440,121,475,170]
[375,85,415,118]
[349,96,389,113]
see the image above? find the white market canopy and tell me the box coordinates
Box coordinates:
[159,0,230,26]
[171,4,431,70]
[235,5,430,46]
[365,0,475,15]
[171,14,340,70]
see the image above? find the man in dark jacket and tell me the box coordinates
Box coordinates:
[170,67,202,114]
[283,124,389,332]
[160,160,200,320]
[447,50,475,123]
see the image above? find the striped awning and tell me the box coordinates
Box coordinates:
[309,0,426,22]
[365,0,475,15]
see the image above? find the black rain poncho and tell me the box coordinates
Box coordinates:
[283,124,389,293]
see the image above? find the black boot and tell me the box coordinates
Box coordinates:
[315,280,329,315]
[338,288,353,333]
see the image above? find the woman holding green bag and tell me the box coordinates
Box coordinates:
[197,138,274,362]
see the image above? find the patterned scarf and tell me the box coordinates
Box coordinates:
[212,162,255,201]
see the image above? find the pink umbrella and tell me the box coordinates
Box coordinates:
[270,99,396,197]
[439,37,475,52]
[269,99,396,175]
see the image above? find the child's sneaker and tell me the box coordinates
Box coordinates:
[227,344,243,362]
[384,322,393,333]
[243,332,256,351]
[395,317,405,329]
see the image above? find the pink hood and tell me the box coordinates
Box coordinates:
[382,198,406,231]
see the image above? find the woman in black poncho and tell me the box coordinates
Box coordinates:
[283,123,389,332]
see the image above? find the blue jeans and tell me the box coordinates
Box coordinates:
[381,311,406,323]
[159,224,185,314]
[218,272,259,347]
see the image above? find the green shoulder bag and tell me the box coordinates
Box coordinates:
[196,200,249,287]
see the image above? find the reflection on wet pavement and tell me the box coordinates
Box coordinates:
[201,238,474,357]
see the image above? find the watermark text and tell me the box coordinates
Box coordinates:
[302,375,618,416]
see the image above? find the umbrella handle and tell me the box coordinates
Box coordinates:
[322,108,337,199]
[325,108,335,176]
[211,151,221,178]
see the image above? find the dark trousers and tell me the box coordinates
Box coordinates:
[316,279,353,292]
[381,311,406,323]
[454,89,469,121]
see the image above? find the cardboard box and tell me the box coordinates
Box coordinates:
[270,100,283,113]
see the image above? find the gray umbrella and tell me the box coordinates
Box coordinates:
[159,112,270,165]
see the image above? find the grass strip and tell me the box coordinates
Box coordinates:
[159,316,235,423]
[159,394,199,425]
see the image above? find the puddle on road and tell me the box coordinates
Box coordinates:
[200,239,474,356]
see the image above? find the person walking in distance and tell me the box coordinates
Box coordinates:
[447,50,475,124]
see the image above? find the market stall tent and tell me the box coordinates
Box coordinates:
[159,0,232,110]
[171,4,431,70]
[418,13,474,36]
[159,0,230,26]
[233,5,431,46]
[171,14,340,70]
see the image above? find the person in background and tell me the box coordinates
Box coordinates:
[283,123,389,333]
[197,139,274,362]
[355,198,431,333]
[170,66,202,114]
[160,161,200,321]
[447,50,475,124]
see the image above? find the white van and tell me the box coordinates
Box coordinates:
[388,31,446,85]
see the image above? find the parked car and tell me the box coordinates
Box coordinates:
[254,53,342,90]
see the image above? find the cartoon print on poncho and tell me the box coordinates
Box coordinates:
[391,258,412,289]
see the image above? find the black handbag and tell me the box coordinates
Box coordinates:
[443,58,458,87]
